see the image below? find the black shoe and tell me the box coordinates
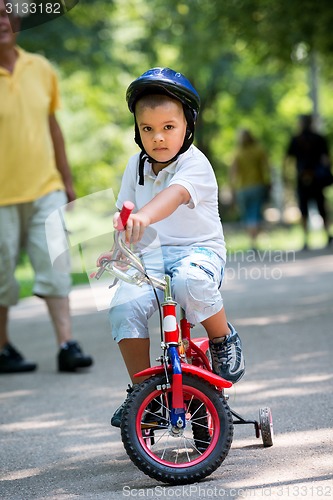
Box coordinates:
[111,385,133,428]
[209,323,245,383]
[58,341,93,372]
[0,343,37,374]
[141,396,168,429]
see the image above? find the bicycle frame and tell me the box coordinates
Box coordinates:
[134,274,232,431]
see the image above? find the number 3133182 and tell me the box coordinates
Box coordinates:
[6,2,62,15]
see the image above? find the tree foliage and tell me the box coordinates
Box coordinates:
[17,0,333,197]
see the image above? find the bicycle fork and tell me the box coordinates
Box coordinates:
[162,276,186,432]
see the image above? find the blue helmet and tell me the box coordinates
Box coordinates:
[126,68,200,180]
[126,67,200,119]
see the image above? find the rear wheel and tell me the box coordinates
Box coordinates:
[259,407,273,447]
[121,373,233,485]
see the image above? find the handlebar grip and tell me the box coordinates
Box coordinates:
[117,201,135,231]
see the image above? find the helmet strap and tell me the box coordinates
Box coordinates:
[138,151,147,186]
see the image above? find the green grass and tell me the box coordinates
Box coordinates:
[16,253,89,300]
[18,272,90,299]
[224,222,330,253]
[15,222,331,300]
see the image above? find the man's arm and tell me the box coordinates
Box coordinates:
[319,135,331,167]
[49,114,76,203]
[282,136,297,184]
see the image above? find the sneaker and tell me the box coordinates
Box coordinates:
[58,341,93,372]
[111,385,133,428]
[0,343,37,374]
[141,396,168,429]
[209,323,245,383]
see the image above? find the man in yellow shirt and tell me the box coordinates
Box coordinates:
[0,1,93,373]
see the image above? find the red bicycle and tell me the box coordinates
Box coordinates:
[92,201,273,485]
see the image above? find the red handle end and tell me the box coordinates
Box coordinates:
[117,201,135,231]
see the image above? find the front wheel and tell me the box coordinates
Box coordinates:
[121,373,233,485]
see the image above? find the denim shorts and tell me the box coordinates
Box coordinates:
[109,245,225,343]
[0,191,71,306]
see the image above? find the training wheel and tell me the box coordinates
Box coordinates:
[259,407,273,447]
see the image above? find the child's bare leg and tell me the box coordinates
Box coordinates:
[201,307,230,340]
[110,338,150,428]
[118,338,150,384]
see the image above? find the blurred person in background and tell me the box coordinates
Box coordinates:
[230,128,271,250]
[283,114,333,250]
[0,0,93,373]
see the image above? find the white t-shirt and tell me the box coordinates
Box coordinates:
[116,145,226,261]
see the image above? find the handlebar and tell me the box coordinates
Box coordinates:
[90,201,167,291]
[117,200,135,231]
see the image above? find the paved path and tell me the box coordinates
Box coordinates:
[1,248,333,499]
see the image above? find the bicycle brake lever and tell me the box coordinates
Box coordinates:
[90,258,110,280]
[92,227,167,290]
[108,277,119,289]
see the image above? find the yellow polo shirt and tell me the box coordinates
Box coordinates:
[0,47,64,205]
[232,143,269,190]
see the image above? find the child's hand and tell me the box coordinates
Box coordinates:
[96,251,113,267]
[114,211,150,244]
[96,249,130,272]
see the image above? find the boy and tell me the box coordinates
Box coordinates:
[102,68,245,427]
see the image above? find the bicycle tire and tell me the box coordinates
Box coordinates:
[259,407,274,447]
[121,373,233,485]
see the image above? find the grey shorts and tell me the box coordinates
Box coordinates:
[109,245,225,343]
[0,191,71,306]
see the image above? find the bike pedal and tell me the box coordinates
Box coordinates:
[141,421,159,429]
